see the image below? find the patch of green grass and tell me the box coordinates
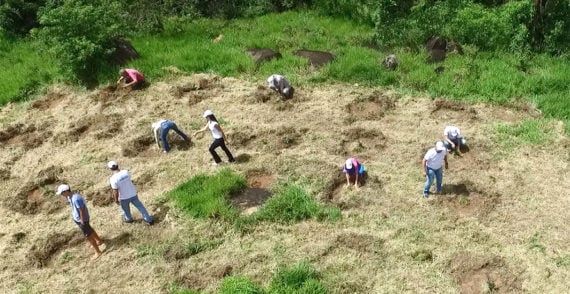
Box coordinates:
[528,233,546,253]
[494,119,552,149]
[249,183,341,225]
[0,40,59,105]
[268,261,327,294]
[554,255,570,267]
[168,168,246,222]
[166,281,200,294]
[219,276,265,294]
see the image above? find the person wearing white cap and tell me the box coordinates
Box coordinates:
[193,110,235,166]
[151,119,190,153]
[443,125,467,155]
[267,74,294,99]
[422,141,449,197]
[107,161,154,225]
[56,184,103,260]
[343,157,364,190]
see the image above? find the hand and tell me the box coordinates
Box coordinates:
[422,172,426,177]
[450,143,455,149]
[445,162,449,169]
[115,200,119,205]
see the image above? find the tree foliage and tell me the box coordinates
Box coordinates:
[0,0,45,37]
[33,0,125,84]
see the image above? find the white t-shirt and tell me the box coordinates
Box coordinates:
[208,121,223,139]
[152,119,167,145]
[424,148,447,169]
[110,170,137,200]
[443,126,462,140]
[267,74,290,91]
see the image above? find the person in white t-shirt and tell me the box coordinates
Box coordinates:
[421,141,449,198]
[267,74,294,99]
[442,125,467,155]
[193,110,235,166]
[151,119,190,153]
[107,161,153,225]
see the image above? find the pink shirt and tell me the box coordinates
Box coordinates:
[124,69,144,81]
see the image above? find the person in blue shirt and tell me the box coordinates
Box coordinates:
[56,184,103,260]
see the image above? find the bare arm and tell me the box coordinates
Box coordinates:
[444,154,449,169]
[153,127,161,148]
[116,76,124,84]
[193,124,209,136]
[112,189,119,204]
[79,207,86,225]
[422,159,427,177]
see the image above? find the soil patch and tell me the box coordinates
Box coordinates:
[6,166,65,214]
[432,181,500,219]
[28,231,84,268]
[0,167,10,180]
[29,90,65,110]
[245,48,282,66]
[230,170,274,215]
[340,127,386,157]
[121,134,155,157]
[87,186,114,207]
[431,99,477,118]
[57,114,124,143]
[450,253,522,294]
[335,232,382,253]
[346,91,396,121]
[0,123,52,150]
[294,49,334,67]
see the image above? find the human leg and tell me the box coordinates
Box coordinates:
[119,199,133,222]
[130,195,153,223]
[435,168,443,193]
[219,139,235,162]
[423,167,435,196]
[160,126,170,152]
[171,124,190,142]
[209,139,223,164]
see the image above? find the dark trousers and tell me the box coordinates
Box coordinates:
[209,138,234,163]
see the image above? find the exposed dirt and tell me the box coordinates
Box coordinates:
[334,232,383,253]
[0,123,52,150]
[345,90,396,121]
[294,49,335,67]
[432,181,500,219]
[6,166,65,214]
[121,133,155,157]
[450,253,522,294]
[245,48,282,66]
[230,170,274,215]
[56,114,124,143]
[28,231,84,268]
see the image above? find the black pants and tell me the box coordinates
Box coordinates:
[209,138,234,163]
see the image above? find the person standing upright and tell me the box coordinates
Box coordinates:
[193,110,235,166]
[422,141,449,198]
[56,184,103,260]
[107,161,153,225]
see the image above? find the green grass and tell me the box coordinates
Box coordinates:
[168,168,246,222]
[3,11,570,133]
[251,184,341,225]
[217,261,326,294]
[0,39,59,105]
[494,119,553,150]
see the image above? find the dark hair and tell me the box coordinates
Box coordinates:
[110,165,119,171]
[207,114,218,122]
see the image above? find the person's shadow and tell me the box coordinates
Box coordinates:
[441,183,470,196]
[102,232,132,252]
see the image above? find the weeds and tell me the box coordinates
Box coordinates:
[494,119,552,149]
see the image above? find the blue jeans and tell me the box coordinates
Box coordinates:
[161,121,189,152]
[120,195,153,223]
[443,137,466,151]
[424,167,443,196]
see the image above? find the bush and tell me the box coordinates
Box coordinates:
[168,168,246,221]
[34,0,125,84]
[220,276,265,294]
[0,0,45,37]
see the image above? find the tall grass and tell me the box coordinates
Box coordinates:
[0,40,59,105]
[2,11,570,133]
[168,168,246,221]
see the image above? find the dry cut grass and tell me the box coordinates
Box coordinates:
[0,73,569,293]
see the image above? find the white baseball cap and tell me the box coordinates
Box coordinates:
[56,184,70,195]
[203,110,214,118]
[107,160,118,169]
[345,159,353,169]
[435,141,445,151]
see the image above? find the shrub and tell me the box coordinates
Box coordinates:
[168,168,246,221]
[0,0,45,37]
[220,276,265,294]
[34,0,125,85]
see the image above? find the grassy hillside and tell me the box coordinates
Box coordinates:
[2,11,570,131]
